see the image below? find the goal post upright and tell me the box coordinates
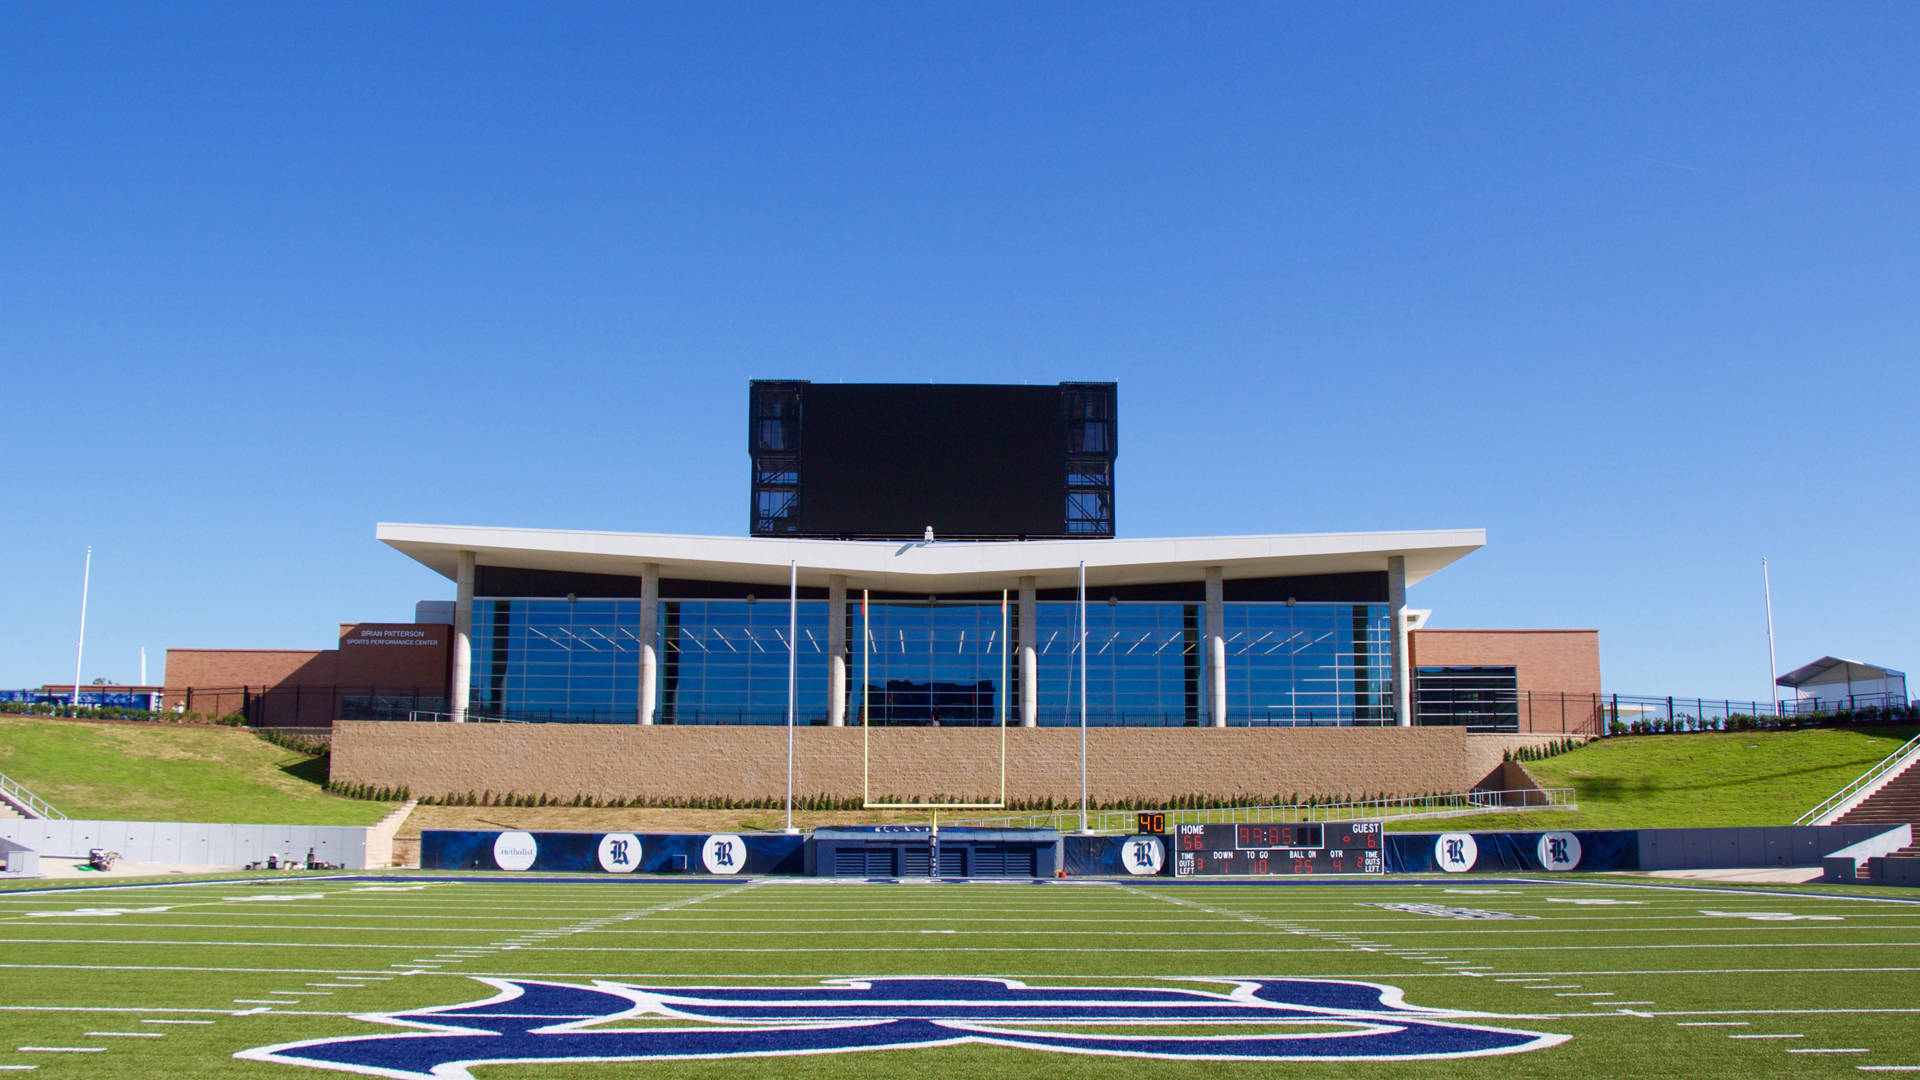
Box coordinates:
[860,585,1010,812]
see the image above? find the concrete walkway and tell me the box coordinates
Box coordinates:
[1640,866,1825,884]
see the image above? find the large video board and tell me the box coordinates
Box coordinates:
[749,381,1115,539]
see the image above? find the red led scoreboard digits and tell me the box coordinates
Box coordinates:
[1173,821,1383,876]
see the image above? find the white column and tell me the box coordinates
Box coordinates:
[1389,555,1411,727]
[827,575,847,726]
[452,550,474,723]
[1205,566,1226,728]
[1018,575,1037,727]
[638,562,660,725]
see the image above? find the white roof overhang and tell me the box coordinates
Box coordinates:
[377,523,1485,594]
[1776,656,1907,688]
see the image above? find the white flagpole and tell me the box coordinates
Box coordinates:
[72,546,92,707]
[1763,557,1780,717]
[786,559,797,833]
[1079,559,1088,832]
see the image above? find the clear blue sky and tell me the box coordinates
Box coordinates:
[4,5,1915,700]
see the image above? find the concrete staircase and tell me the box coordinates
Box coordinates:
[1833,753,1920,882]
[0,773,62,820]
[1835,758,1920,829]
[364,800,419,869]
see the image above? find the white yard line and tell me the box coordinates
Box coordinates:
[1731,1033,1805,1039]
[83,1032,161,1038]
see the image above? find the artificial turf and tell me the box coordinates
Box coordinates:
[0,874,1916,1078]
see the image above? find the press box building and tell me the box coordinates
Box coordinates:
[363,382,1592,733]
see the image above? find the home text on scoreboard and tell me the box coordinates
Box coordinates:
[1173,821,1384,876]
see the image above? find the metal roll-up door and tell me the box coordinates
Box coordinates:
[901,846,933,876]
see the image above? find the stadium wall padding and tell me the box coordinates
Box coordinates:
[1065,834,1170,876]
[0,819,368,868]
[421,830,803,875]
[1384,824,1894,874]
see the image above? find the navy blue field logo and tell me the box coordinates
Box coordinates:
[238,976,1567,1076]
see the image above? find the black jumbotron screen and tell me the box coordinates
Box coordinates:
[804,385,1063,539]
[749,381,1115,540]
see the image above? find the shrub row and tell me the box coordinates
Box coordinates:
[385,789,1424,811]
[0,701,245,725]
[1506,738,1582,762]
[255,728,329,756]
[325,780,412,801]
[1606,702,1917,737]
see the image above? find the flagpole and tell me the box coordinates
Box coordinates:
[1763,557,1780,717]
[1000,589,1008,809]
[72,546,92,708]
[1079,559,1088,833]
[785,559,797,833]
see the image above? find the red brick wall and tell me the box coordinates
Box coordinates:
[162,626,449,726]
[336,624,450,693]
[1409,629,1602,733]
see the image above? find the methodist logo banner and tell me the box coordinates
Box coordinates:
[239,976,1567,1076]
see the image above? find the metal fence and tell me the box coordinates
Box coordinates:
[1604,691,1912,730]
[1414,690,1607,735]
[163,686,448,729]
[947,787,1576,833]
[142,685,1913,732]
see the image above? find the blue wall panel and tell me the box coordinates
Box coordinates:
[421,830,803,875]
[1384,831,1639,873]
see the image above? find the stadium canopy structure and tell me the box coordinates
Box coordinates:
[378,523,1484,731]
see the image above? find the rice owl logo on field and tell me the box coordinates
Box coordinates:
[237,976,1568,1077]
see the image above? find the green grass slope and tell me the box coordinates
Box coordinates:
[1393,725,1919,831]
[0,715,392,825]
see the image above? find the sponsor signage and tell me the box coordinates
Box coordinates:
[491,832,538,872]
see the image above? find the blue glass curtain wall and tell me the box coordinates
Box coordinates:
[469,596,1388,726]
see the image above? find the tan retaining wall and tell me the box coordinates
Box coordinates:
[332,722,1503,805]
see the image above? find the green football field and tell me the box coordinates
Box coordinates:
[1,874,1917,1078]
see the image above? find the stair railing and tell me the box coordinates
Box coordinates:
[0,772,67,820]
[1794,732,1920,826]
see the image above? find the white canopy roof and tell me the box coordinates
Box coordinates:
[377,523,1485,593]
[1775,656,1907,688]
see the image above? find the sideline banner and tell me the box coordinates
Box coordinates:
[1384,830,1637,874]
[421,830,803,875]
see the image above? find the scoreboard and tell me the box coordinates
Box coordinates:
[1173,821,1383,876]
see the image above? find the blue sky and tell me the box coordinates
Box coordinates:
[4,5,1915,700]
